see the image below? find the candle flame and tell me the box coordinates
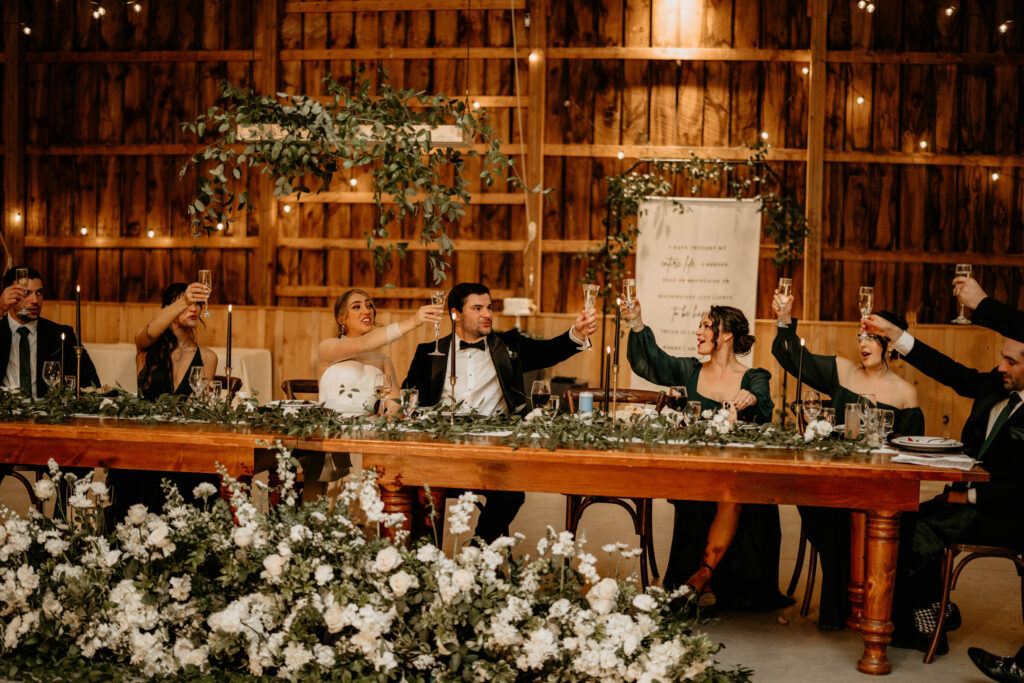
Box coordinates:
[606,346,611,353]
[451,312,456,320]
[228,304,232,312]
[800,337,805,346]
[616,297,622,305]
[76,285,80,293]
[61,333,65,340]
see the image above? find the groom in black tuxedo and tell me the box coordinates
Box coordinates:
[403,282,597,542]
[0,266,100,396]
[865,312,1024,654]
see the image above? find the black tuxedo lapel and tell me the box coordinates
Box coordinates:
[487,334,516,412]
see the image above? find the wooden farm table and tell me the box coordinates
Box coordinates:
[0,419,989,676]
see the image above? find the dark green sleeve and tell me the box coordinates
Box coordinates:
[894,407,925,436]
[741,367,775,424]
[626,326,700,387]
[771,321,840,396]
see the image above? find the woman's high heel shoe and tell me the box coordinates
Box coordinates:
[686,563,717,608]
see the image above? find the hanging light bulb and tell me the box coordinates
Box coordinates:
[132,2,142,12]
[349,178,358,187]
[472,101,481,110]
[991,172,1000,181]
[919,140,928,149]
[801,66,810,75]
[866,3,875,13]
[858,0,866,7]
[616,151,625,160]
[80,226,88,235]
[856,96,865,104]
[216,222,224,231]
[944,6,956,16]
[21,24,31,35]
[147,229,156,238]
[998,22,1010,34]
[760,131,769,140]
[13,212,21,223]
[282,204,292,214]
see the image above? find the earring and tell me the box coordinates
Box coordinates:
[339,323,346,336]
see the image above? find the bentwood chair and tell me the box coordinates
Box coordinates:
[281,379,319,400]
[562,388,668,588]
[786,526,819,617]
[924,543,1024,663]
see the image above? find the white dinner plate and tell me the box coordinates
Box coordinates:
[890,436,964,453]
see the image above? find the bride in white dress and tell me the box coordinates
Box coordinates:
[318,289,440,415]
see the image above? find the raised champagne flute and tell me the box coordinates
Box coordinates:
[776,277,793,327]
[952,263,972,324]
[622,278,637,330]
[14,267,29,317]
[579,284,599,350]
[42,361,61,392]
[530,379,551,411]
[197,269,214,319]
[857,286,874,340]
[428,290,446,356]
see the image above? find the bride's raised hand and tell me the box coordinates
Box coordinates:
[413,303,443,327]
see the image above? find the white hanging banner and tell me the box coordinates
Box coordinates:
[630,197,761,390]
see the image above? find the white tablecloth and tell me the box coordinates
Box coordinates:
[84,343,273,402]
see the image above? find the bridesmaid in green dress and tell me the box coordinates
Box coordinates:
[772,291,923,629]
[626,301,793,610]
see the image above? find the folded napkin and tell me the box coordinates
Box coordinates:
[890,453,978,471]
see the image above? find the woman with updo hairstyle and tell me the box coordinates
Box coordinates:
[772,290,922,629]
[625,300,793,612]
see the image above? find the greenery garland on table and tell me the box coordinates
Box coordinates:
[0,389,866,457]
[577,140,810,306]
[180,67,529,283]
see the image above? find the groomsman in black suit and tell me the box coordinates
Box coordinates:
[950,276,1024,683]
[403,282,597,542]
[865,309,1024,655]
[0,266,100,396]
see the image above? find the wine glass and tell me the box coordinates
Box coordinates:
[188,366,207,399]
[667,386,687,411]
[42,361,61,392]
[197,270,214,319]
[802,390,822,423]
[686,401,703,425]
[401,388,419,417]
[62,375,77,392]
[14,267,29,317]
[373,374,393,415]
[776,277,793,327]
[208,380,223,405]
[428,290,446,356]
[530,379,551,411]
[579,284,600,350]
[857,286,874,340]
[622,278,637,330]
[952,263,972,324]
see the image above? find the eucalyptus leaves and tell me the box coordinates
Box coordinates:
[180,68,526,283]
[578,140,810,307]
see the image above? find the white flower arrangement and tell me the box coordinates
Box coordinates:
[803,419,835,442]
[0,448,749,682]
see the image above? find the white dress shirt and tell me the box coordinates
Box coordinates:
[441,336,506,416]
[4,316,38,396]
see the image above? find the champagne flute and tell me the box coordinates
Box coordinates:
[579,284,600,350]
[42,361,61,392]
[14,267,29,317]
[373,373,393,415]
[622,278,637,330]
[530,379,551,411]
[857,286,874,340]
[802,390,822,423]
[428,290,446,356]
[197,269,214,319]
[188,366,207,399]
[952,263,972,324]
[776,277,793,327]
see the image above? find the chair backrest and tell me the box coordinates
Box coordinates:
[214,375,243,397]
[281,379,319,400]
[563,387,667,413]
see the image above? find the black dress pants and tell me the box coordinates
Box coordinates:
[474,489,525,543]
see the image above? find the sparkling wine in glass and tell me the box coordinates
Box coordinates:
[531,379,551,411]
[42,361,61,392]
[428,290,446,356]
[802,390,822,423]
[776,277,793,327]
[622,278,637,330]
[188,366,207,399]
[952,263,972,324]
[579,284,599,350]
[373,373,393,415]
[857,286,874,340]
[197,270,214,319]
[14,267,29,317]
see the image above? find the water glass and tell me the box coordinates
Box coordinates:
[820,406,835,427]
[843,403,862,440]
[878,408,895,438]
[208,380,223,405]
[62,375,77,392]
[864,408,883,447]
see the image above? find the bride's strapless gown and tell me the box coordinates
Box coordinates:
[319,360,383,416]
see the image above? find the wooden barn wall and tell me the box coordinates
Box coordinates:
[2,0,1023,330]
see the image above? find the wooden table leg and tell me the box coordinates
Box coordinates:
[378,473,413,543]
[858,509,900,675]
[847,510,867,630]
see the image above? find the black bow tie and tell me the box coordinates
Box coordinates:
[459,339,486,352]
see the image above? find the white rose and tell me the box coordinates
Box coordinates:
[314,564,334,586]
[416,544,439,563]
[323,605,345,633]
[589,598,614,615]
[389,570,417,597]
[262,553,287,579]
[451,568,474,592]
[590,577,618,601]
[0,525,7,545]
[548,598,572,618]
[232,526,254,548]
[289,525,310,543]
[374,547,402,573]
[126,504,149,526]
[33,479,56,501]
[632,594,657,612]
[147,525,171,548]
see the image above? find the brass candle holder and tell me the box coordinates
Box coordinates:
[74,345,83,399]
[448,376,457,425]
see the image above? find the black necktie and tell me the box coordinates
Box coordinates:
[977,393,1022,460]
[17,327,32,396]
[459,339,486,352]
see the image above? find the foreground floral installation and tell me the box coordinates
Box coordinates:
[0,450,752,682]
